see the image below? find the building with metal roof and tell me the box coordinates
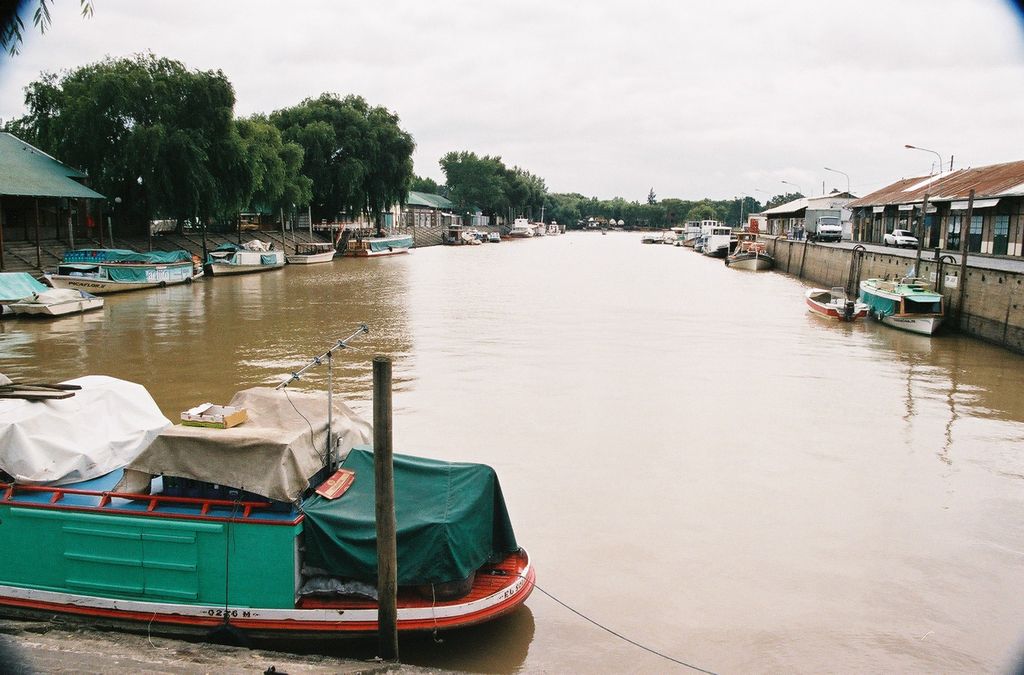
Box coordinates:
[761,191,857,238]
[847,160,1024,256]
[0,133,107,270]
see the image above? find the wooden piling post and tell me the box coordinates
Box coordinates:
[373,356,399,662]
[957,189,975,326]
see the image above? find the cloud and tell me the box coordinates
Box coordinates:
[2,0,1022,201]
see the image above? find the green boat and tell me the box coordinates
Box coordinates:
[0,364,533,640]
[859,277,944,335]
[44,249,201,294]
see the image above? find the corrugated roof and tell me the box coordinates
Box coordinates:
[762,197,808,216]
[848,159,1024,208]
[406,190,453,209]
[0,132,105,199]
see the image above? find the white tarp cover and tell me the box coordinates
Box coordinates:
[0,375,171,485]
[120,387,372,502]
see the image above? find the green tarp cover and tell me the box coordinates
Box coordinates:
[63,249,192,264]
[302,447,519,585]
[368,235,413,253]
[0,273,47,302]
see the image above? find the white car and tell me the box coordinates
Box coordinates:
[884,229,918,248]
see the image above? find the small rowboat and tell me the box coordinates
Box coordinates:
[806,287,869,322]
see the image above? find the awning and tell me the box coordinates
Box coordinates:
[872,206,885,214]
[950,198,1000,210]
[897,204,937,213]
[898,204,914,211]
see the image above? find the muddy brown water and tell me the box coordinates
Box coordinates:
[3,232,1024,673]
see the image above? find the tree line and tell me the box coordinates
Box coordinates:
[3,51,804,235]
[3,53,414,234]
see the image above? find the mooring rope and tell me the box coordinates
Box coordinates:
[525,578,718,674]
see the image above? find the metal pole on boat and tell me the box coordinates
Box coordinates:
[956,189,975,326]
[373,356,399,662]
[914,193,929,278]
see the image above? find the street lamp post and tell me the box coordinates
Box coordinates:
[823,166,850,194]
[904,144,944,174]
[780,180,803,196]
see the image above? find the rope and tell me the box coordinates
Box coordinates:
[526,578,717,674]
[283,387,321,464]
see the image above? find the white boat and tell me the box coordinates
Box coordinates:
[0,273,49,316]
[725,238,774,270]
[681,221,702,247]
[340,233,414,257]
[205,241,285,275]
[9,288,104,317]
[546,223,561,236]
[859,278,944,335]
[286,242,336,265]
[806,287,869,322]
[44,249,201,294]
[487,231,501,243]
[702,223,732,258]
[532,222,547,237]
[508,218,534,238]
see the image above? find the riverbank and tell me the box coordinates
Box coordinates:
[0,619,436,674]
[767,236,1024,353]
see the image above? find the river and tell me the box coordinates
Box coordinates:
[3,231,1023,673]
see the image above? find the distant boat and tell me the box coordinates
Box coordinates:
[487,231,501,243]
[702,224,732,258]
[286,242,336,265]
[508,218,534,238]
[44,249,200,294]
[205,241,285,275]
[805,287,868,321]
[9,288,103,318]
[725,238,774,270]
[640,233,661,244]
[340,233,414,257]
[860,278,944,335]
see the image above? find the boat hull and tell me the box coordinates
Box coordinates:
[11,295,103,317]
[704,245,729,258]
[285,251,336,264]
[0,549,534,639]
[880,314,942,335]
[725,253,773,270]
[44,270,198,294]
[205,262,284,275]
[805,293,868,321]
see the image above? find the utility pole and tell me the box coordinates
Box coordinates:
[914,193,929,278]
[956,189,975,326]
[373,357,398,662]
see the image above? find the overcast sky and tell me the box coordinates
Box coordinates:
[2,0,1023,202]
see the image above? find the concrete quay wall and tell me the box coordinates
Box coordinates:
[767,237,1024,354]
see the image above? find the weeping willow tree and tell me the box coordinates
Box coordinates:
[7,53,251,234]
[270,93,415,226]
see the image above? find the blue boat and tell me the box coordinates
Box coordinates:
[860,277,944,335]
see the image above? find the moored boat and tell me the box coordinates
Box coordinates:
[806,287,869,321]
[507,218,534,239]
[702,224,733,258]
[859,277,944,335]
[286,242,336,265]
[340,233,414,257]
[9,288,103,317]
[0,273,49,316]
[725,237,774,270]
[205,241,285,275]
[0,344,534,641]
[44,249,200,294]
[487,231,501,243]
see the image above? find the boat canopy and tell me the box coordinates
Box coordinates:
[119,387,371,502]
[0,376,171,485]
[0,273,47,302]
[367,235,413,253]
[302,447,519,585]
[63,249,193,265]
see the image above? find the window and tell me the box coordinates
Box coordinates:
[993,214,1009,255]
[947,215,962,249]
[968,215,983,253]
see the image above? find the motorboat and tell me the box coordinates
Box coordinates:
[508,218,534,238]
[0,338,534,641]
[725,237,774,271]
[339,232,414,257]
[0,273,49,316]
[9,288,103,317]
[205,241,285,275]
[805,287,869,321]
[286,242,336,265]
[487,231,501,243]
[859,277,944,335]
[702,224,733,258]
[43,249,201,294]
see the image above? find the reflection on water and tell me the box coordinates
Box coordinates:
[3,233,1024,672]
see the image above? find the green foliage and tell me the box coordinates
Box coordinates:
[270,93,415,222]
[236,115,312,213]
[9,53,250,231]
[647,187,657,205]
[1,0,94,55]
[410,174,442,195]
[439,151,508,214]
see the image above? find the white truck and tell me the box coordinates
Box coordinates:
[805,211,843,243]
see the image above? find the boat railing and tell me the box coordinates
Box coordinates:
[1,482,291,521]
